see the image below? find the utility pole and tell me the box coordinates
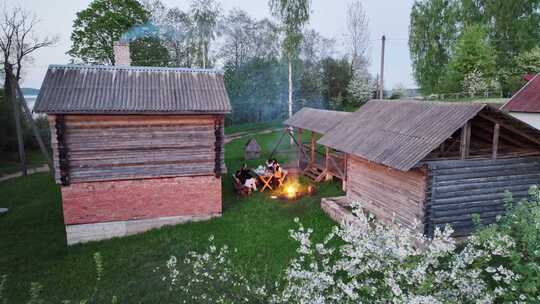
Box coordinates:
[5,64,27,176]
[379,35,386,100]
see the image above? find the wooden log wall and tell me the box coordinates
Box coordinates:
[346,156,428,231]
[48,115,226,184]
[425,157,540,237]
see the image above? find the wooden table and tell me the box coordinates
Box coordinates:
[258,174,274,192]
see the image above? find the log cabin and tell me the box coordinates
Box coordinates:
[502,73,540,130]
[311,100,540,236]
[34,44,231,245]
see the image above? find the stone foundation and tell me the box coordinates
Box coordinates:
[320,196,362,228]
[66,214,219,245]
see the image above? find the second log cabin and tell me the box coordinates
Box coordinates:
[314,100,540,236]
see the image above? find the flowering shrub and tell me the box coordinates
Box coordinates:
[164,187,540,303]
[471,186,540,302]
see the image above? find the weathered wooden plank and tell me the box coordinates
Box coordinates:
[426,156,540,236]
[47,114,226,184]
[346,156,427,230]
[428,156,540,169]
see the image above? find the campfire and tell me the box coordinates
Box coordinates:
[271,180,315,201]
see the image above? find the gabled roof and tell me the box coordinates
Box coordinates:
[283,107,350,134]
[318,100,487,171]
[503,73,540,113]
[34,65,231,114]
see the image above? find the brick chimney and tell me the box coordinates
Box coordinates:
[113,41,131,66]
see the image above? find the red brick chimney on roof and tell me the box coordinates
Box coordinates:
[113,41,131,66]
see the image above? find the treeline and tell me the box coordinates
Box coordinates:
[67,0,377,125]
[409,0,540,97]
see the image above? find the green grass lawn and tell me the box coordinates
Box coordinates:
[0,131,343,303]
[0,150,48,177]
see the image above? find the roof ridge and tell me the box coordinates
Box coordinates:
[369,99,486,107]
[48,64,224,74]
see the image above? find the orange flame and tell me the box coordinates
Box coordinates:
[286,185,296,198]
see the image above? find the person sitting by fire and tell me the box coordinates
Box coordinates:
[265,159,275,173]
[236,163,258,191]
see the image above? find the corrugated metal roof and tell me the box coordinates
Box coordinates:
[34,65,231,114]
[283,107,351,134]
[503,73,540,113]
[318,100,486,171]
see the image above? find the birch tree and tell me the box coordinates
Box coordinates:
[190,0,221,69]
[269,0,311,120]
[345,0,369,73]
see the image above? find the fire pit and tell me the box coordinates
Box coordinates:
[271,181,316,201]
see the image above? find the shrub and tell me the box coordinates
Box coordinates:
[167,187,540,303]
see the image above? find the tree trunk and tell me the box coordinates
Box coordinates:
[288,55,293,145]
[5,66,27,176]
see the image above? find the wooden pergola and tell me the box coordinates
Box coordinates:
[283,108,350,183]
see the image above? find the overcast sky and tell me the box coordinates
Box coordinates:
[12,0,416,89]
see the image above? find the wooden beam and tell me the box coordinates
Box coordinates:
[6,65,27,176]
[343,154,348,191]
[460,122,471,160]
[15,82,54,172]
[492,123,500,159]
[325,146,330,172]
[474,121,527,148]
[310,131,316,164]
[297,128,302,168]
[479,113,540,146]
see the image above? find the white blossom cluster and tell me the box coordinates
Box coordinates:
[162,194,540,303]
[163,235,268,303]
[275,204,521,304]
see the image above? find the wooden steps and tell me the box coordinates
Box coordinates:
[303,165,325,182]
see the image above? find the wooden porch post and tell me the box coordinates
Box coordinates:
[310,131,316,164]
[297,128,303,167]
[460,121,471,160]
[342,154,348,191]
[492,123,500,159]
[325,146,331,181]
[325,147,330,171]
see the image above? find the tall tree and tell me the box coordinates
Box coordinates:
[345,0,370,73]
[161,7,195,67]
[269,0,312,120]
[190,0,221,68]
[0,6,57,167]
[68,0,148,64]
[409,0,459,94]
[320,57,352,110]
[1,6,58,82]
[130,36,170,66]
[443,25,497,93]
[461,0,540,93]
[251,19,282,60]
[219,9,257,69]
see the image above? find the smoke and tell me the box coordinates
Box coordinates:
[120,22,161,43]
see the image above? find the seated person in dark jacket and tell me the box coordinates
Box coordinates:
[235,163,257,191]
